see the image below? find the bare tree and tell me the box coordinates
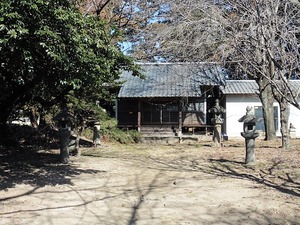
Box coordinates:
[133,0,300,145]
[219,0,300,146]
[76,0,300,147]
[130,0,278,140]
[130,0,225,62]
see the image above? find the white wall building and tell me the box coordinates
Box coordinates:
[222,80,300,138]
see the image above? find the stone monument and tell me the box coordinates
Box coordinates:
[208,99,226,147]
[238,106,259,165]
[55,107,73,163]
[93,121,101,147]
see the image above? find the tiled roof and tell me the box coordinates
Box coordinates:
[221,80,259,94]
[118,63,226,98]
[221,80,300,95]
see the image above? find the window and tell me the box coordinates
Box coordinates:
[254,106,279,131]
[142,102,178,124]
[163,104,179,123]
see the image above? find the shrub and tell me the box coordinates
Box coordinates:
[82,117,141,144]
[102,125,141,144]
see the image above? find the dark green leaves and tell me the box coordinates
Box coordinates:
[0,0,138,125]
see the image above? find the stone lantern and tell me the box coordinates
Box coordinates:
[238,106,259,165]
[208,99,226,147]
[93,121,101,147]
[55,107,73,163]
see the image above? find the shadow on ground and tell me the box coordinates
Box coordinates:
[143,153,300,198]
[0,124,98,192]
[0,147,105,193]
[1,141,299,225]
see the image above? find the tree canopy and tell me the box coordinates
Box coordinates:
[75,0,168,56]
[0,0,139,133]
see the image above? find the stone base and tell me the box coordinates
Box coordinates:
[213,124,222,147]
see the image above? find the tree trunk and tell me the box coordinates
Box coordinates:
[280,101,290,149]
[59,128,71,163]
[257,78,276,140]
[0,108,11,142]
[0,123,9,144]
[29,106,40,129]
[74,127,83,157]
[274,88,290,149]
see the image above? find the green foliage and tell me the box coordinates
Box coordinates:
[83,122,142,144]
[98,118,141,144]
[0,0,139,127]
[102,126,141,144]
[79,107,141,144]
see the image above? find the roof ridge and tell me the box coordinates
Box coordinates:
[226,80,256,82]
[135,62,220,65]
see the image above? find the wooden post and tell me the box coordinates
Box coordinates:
[138,100,141,132]
[204,91,207,124]
[178,100,183,139]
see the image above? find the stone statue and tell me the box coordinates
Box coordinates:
[208,99,226,147]
[208,99,226,124]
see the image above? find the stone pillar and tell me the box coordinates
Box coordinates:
[245,139,255,164]
[241,131,259,165]
[213,124,222,147]
[93,122,101,147]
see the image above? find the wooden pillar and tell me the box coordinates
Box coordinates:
[178,100,182,137]
[137,100,141,132]
[204,91,207,124]
[115,99,118,121]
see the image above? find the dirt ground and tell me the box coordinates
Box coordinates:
[0,138,299,225]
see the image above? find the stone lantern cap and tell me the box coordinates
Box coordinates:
[238,115,257,124]
[238,106,259,134]
[238,106,257,122]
